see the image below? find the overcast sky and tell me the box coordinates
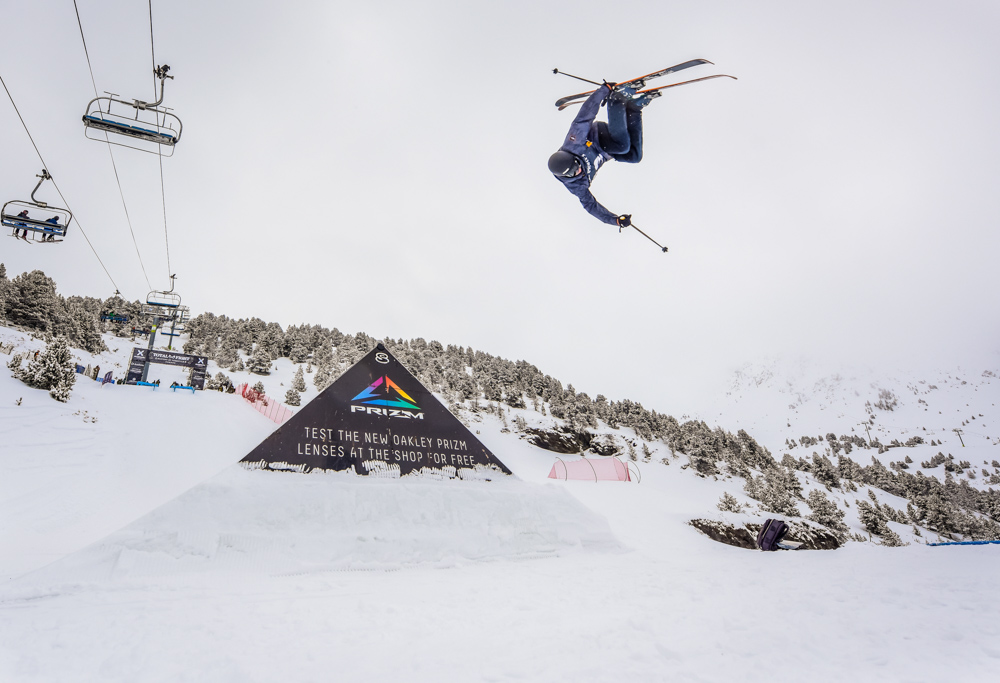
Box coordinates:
[2,0,999,414]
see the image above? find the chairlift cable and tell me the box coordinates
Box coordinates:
[72,0,153,291]
[0,72,120,293]
[148,0,173,282]
[148,0,158,85]
[156,149,172,278]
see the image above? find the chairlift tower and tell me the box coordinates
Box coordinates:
[140,275,181,381]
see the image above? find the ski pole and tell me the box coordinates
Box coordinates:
[624,222,669,253]
[552,68,603,87]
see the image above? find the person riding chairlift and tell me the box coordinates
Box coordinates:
[14,209,29,240]
[42,215,60,242]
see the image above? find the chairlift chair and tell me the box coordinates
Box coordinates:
[146,290,181,308]
[82,65,182,156]
[142,298,180,318]
[2,170,72,244]
[142,275,182,317]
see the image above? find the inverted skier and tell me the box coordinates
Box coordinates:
[547,82,651,230]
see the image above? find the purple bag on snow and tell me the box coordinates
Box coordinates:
[757,518,789,551]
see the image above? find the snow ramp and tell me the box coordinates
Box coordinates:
[15,466,622,588]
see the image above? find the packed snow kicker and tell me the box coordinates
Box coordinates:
[2,271,1000,680]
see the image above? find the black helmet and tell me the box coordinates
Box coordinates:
[548,151,581,178]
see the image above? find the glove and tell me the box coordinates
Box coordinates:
[616,214,632,228]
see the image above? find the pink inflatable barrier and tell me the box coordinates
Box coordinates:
[547,456,640,482]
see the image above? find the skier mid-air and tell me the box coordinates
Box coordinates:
[548,60,734,250]
[547,82,645,230]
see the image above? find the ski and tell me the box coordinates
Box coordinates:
[557,74,737,111]
[554,58,712,109]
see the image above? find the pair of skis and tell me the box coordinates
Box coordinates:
[9,232,62,244]
[553,58,736,110]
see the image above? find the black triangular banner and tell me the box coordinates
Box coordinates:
[240,344,512,478]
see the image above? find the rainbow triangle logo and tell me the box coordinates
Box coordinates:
[351,376,420,410]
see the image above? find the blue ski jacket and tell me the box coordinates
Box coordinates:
[552,84,618,226]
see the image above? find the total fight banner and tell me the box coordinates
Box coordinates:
[125,348,209,389]
[240,343,512,479]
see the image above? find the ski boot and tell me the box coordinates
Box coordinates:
[611,86,653,110]
[628,92,654,110]
[610,85,638,104]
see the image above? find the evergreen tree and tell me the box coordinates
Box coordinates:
[70,303,106,354]
[7,352,25,371]
[14,336,77,402]
[312,342,333,369]
[5,270,59,331]
[215,336,239,368]
[258,322,285,359]
[292,366,306,392]
[289,343,310,364]
[717,492,743,513]
[811,452,840,489]
[0,263,10,324]
[744,468,800,517]
[247,346,272,375]
[285,388,301,406]
[806,489,847,534]
[206,372,232,391]
[857,498,905,546]
[313,364,335,391]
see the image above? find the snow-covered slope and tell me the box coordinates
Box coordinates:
[2,326,1000,682]
[697,356,1000,455]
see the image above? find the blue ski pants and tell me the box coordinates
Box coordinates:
[596,99,643,164]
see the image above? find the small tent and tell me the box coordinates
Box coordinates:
[547,456,639,482]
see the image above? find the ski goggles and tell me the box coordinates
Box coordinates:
[555,156,582,178]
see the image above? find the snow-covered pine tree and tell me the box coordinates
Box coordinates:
[313,364,335,391]
[810,452,840,489]
[856,498,904,546]
[717,492,743,513]
[216,336,239,369]
[69,303,106,354]
[247,346,271,375]
[0,263,9,324]
[806,489,848,535]
[14,336,77,402]
[292,366,306,392]
[289,344,309,364]
[5,270,59,331]
[285,388,301,406]
[206,372,232,391]
[252,381,265,394]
